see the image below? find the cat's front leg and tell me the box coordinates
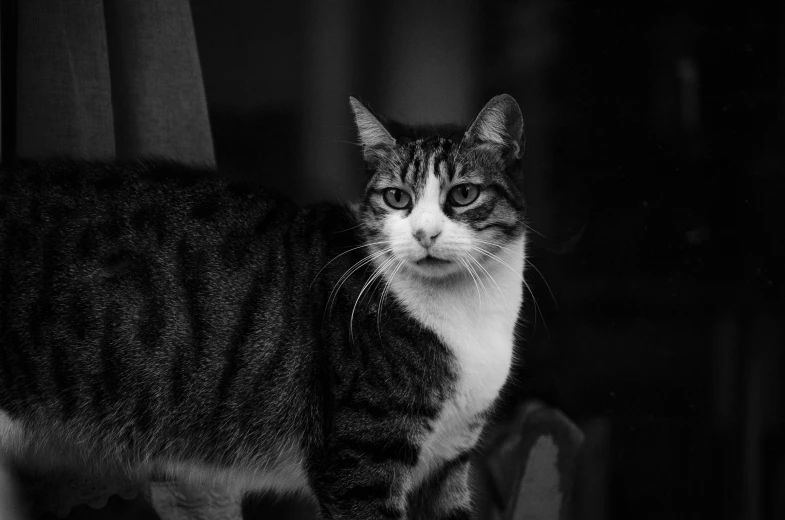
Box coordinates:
[310,452,413,520]
[409,453,475,520]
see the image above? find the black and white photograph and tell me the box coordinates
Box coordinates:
[0,1,782,519]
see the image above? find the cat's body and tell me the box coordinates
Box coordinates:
[0,95,528,519]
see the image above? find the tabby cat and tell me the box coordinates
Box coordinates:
[0,94,527,519]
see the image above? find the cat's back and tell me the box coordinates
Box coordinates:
[0,160,336,466]
[0,160,303,268]
[0,160,277,236]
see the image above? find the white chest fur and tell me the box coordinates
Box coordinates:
[387,236,526,485]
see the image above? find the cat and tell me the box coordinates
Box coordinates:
[0,94,528,519]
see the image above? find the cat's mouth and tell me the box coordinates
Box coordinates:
[415,255,452,266]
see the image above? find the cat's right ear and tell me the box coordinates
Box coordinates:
[349,96,396,163]
[463,94,524,164]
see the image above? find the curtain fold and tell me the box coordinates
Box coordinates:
[16,0,115,159]
[10,0,215,166]
[103,0,214,164]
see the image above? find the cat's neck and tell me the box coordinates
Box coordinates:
[382,235,526,419]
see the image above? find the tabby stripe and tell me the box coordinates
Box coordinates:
[171,238,195,405]
[377,504,405,519]
[10,329,38,406]
[433,151,449,181]
[452,450,473,467]
[215,270,264,406]
[0,266,31,401]
[134,385,155,436]
[335,436,420,466]
[253,203,284,235]
[473,221,519,234]
[187,252,210,376]
[368,200,386,217]
[51,316,78,420]
[409,157,422,186]
[99,302,123,409]
[239,332,290,432]
[487,182,523,210]
[40,237,79,419]
[334,481,394,501]
[388,336,446,394]
[138,262,166,352]
[399,147,416,184]
[439,511,473,520]
[342,394,439,421]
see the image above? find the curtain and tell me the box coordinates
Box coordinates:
[3,0,215,166]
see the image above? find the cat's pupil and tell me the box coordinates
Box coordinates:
[394,190,402,202]
[460,186,469,198]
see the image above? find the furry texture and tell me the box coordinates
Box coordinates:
[0,95,527,519]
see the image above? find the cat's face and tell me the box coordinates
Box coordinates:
[352,95,526,281]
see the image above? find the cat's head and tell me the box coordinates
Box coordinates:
[351,94,526,281]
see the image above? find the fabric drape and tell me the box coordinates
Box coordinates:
[7,0,215,166]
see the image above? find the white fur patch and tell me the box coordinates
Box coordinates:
[379,172,527,486]
[0,405,309,496]
[408,158,444,244]
[160,442,309,495]
[397,235,524,487]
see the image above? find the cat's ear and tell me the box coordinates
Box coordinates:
[349,96,396,162]
[464,94,524,162]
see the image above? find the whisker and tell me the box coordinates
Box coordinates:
[467,256,492,305]
[335,222,365,234]
[475,261,496,305]
[514,218,552,241]
[520,278,550,338]
[351,255,396,340]
[327,249,385,313]
[329,252,388,316]
[333,140,364,148]
[377,258,405,338]
[309,240,390,290]
[470,246,523,281]
[326,247,392,319]
[474,238,557,306]
[471,245,550,339]
[458,257,483,307]
[469,254,507,307]
[474,239,514,255]
[524,258,557,306]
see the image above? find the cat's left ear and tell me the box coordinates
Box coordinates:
[464,94,524,163]
[349,96,396,163]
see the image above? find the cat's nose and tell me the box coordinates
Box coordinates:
[414,229,441,248]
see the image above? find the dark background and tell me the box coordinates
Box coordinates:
[191,1,784,518]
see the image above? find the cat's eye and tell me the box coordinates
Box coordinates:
[383,188,411,209]
[448,184,480,206]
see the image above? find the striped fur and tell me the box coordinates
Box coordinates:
[0,95,527,519]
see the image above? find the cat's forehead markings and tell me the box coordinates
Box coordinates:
[401,160,416,185]
[438,160,450,186]
[395,136,460,194]
[410,152,432,199]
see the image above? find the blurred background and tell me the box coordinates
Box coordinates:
[2,0,784,519]
[197,2,785,516]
